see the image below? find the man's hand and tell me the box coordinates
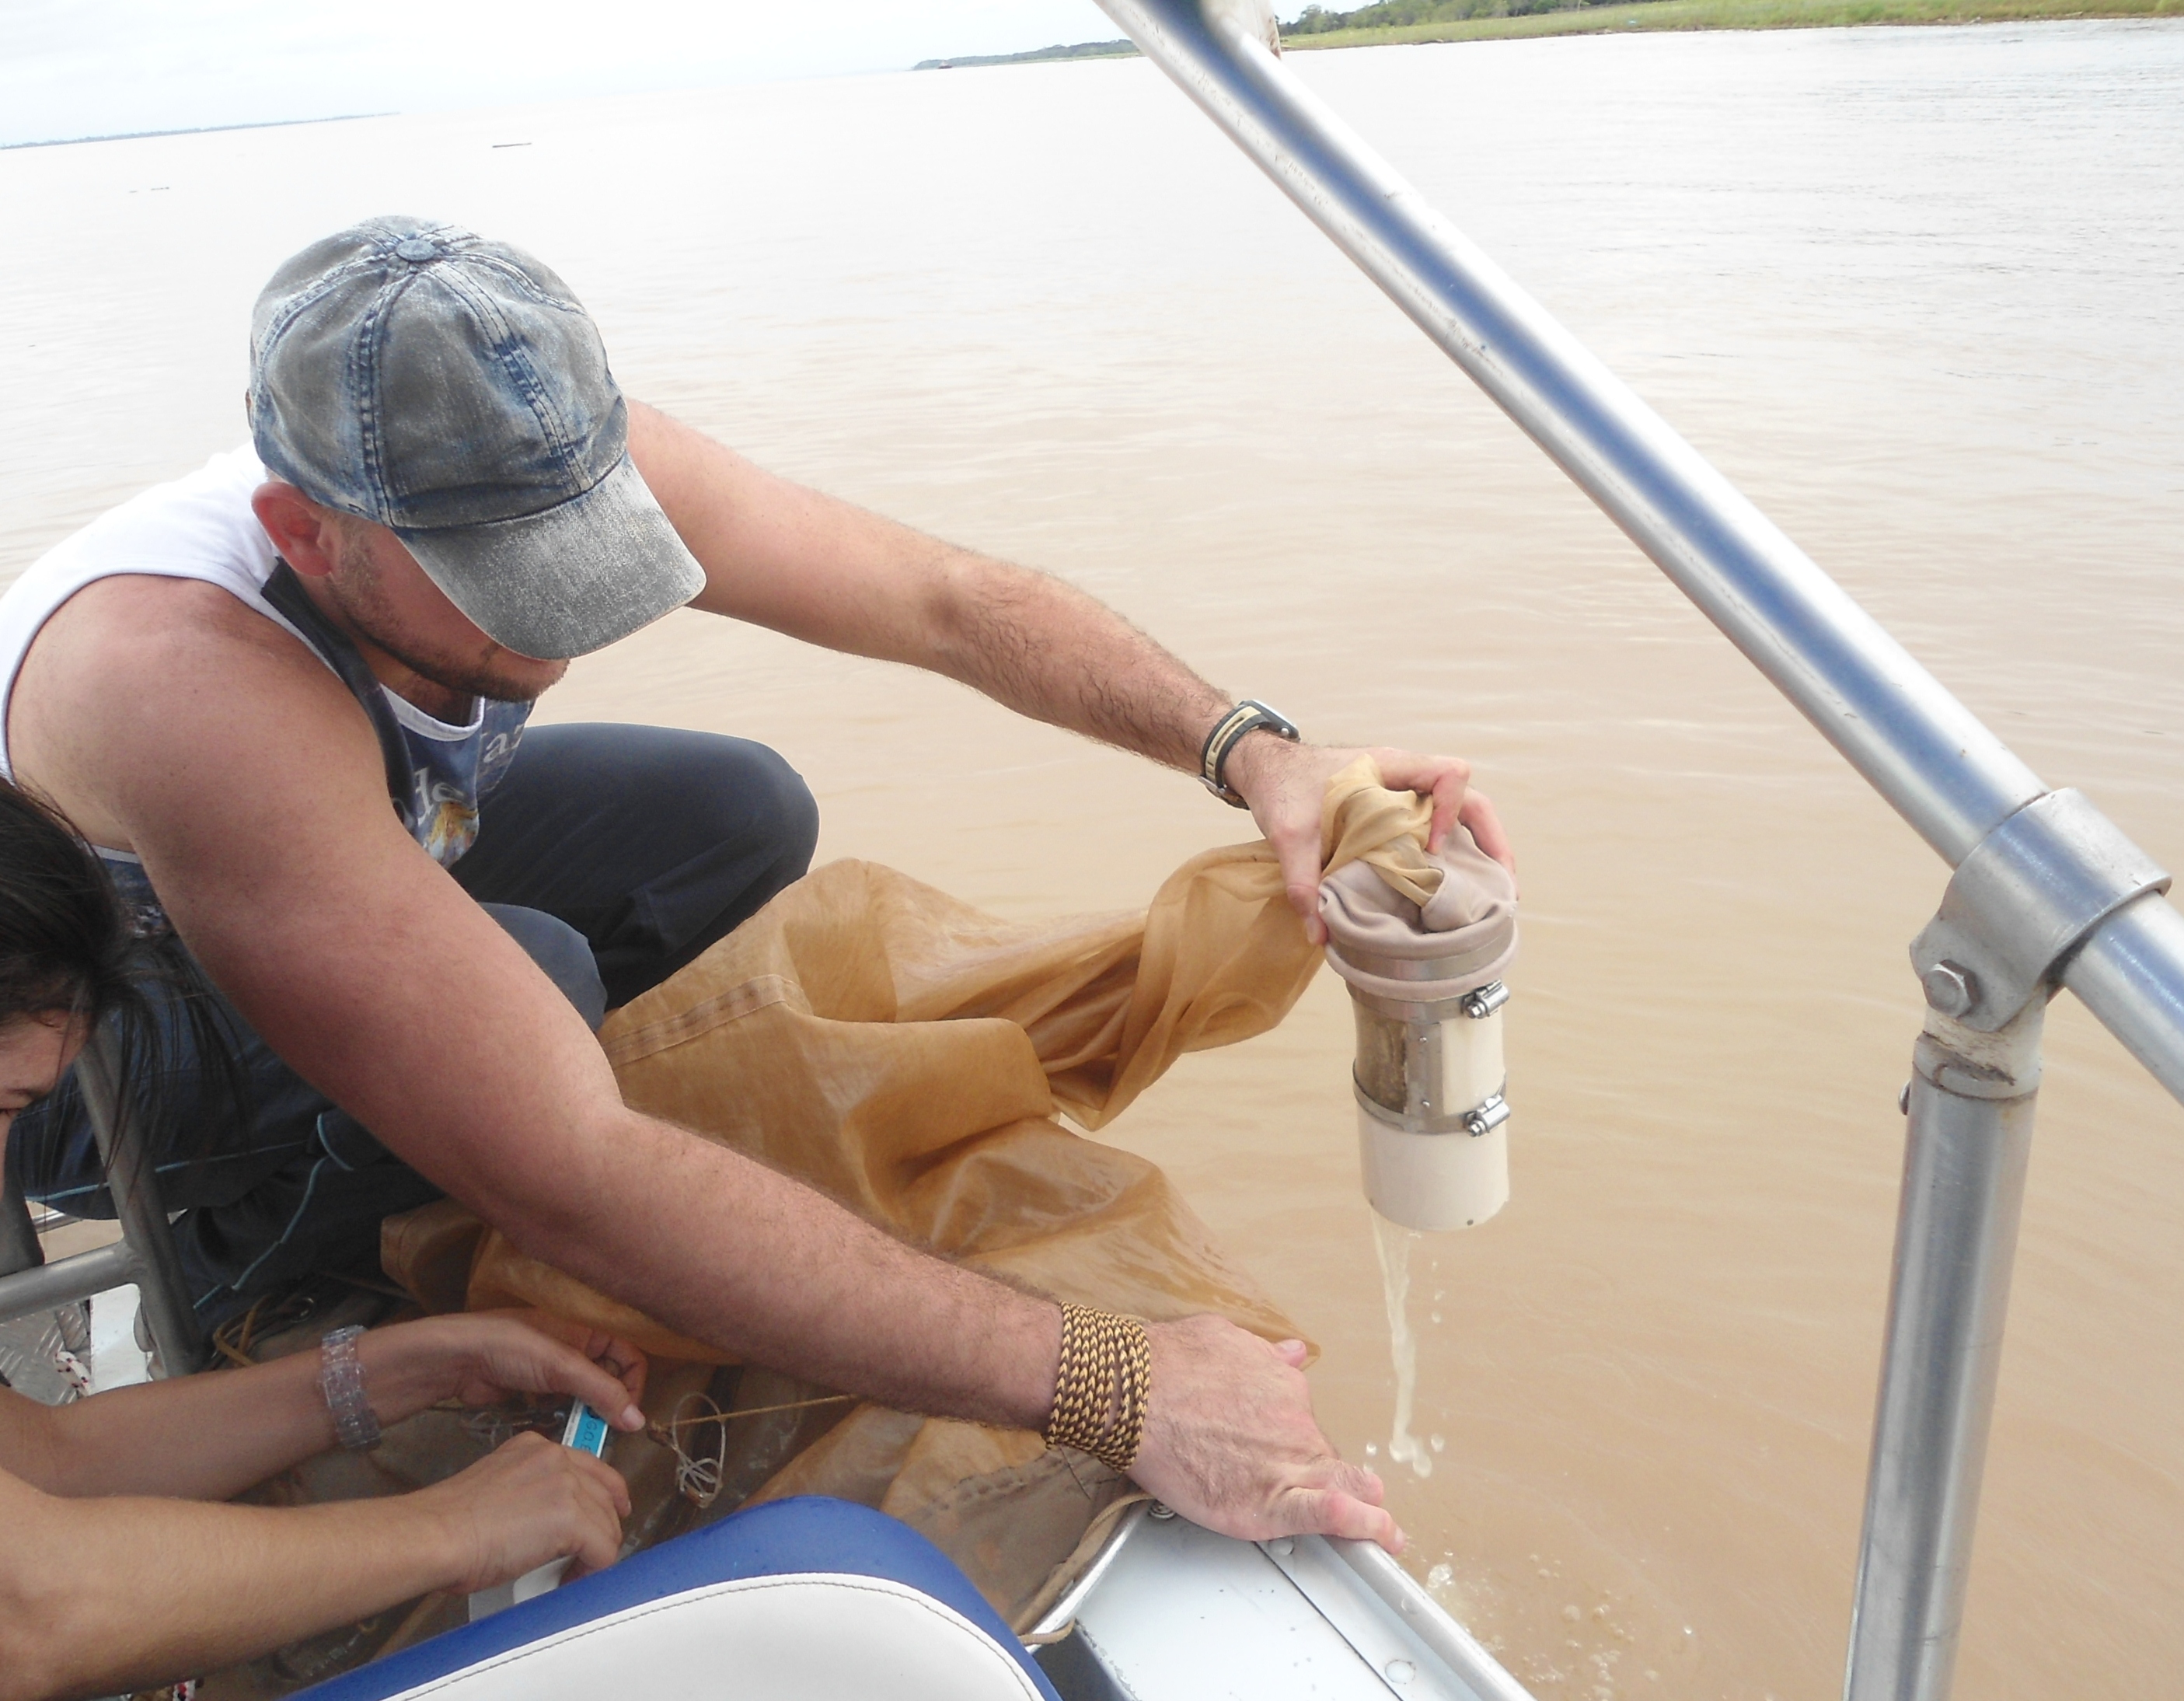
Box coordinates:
[1129,1315,1404,1553]
[441,1313,650,1431]
[420,1431,631,1594]
[1225,735,1514,946]
[359,1313,649,1435]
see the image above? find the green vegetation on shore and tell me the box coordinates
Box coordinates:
[914,40,1136,70]
[1281,0,2175,48]
[916,0,2174,69]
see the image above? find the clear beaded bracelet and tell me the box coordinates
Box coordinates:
[319,1324,382,1451]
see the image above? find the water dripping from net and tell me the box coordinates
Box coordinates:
[1372,1212,1432,1479]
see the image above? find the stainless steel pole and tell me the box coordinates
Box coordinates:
[1092,0,2184,1102]
[1846,1001,2041,1701]
[0,1241,141,1324]
[2060,898,2184,1107]
[1083,10,2184,1701]
[74,1025,204,1377]
[1095,0,2039,864]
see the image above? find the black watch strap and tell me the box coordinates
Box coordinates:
[1199,700,1301,808]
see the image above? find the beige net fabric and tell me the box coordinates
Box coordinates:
[380,756,1455,1626]
[1319,765,1518,1004]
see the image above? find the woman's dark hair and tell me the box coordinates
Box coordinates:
[0,779,247,1171]
[0,778,136,1031]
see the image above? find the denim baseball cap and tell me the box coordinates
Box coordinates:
[247,215,703,660]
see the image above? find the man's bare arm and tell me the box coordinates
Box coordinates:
[628,401,1512,942]
[9,575,1397,1547]
[12,578,1057,1425]
[630,401,1228,773]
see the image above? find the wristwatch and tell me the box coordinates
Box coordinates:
[1199,700,1301,808]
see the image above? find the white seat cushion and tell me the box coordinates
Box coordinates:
[382,1571,1046,1701]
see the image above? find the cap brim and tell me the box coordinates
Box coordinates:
[395,452,706,661]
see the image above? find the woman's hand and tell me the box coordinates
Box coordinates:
[417,1430,632,1594]
[360,1312,649,1434]
[0,1437,630,1701]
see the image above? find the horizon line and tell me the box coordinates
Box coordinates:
[1,111,396,154]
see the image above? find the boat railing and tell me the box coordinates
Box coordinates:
[0,1026,208,1377]
[1091,4,2184,1698]
[0,19,2168,1692]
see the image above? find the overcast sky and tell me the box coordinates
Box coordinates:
[0,0,1122,148]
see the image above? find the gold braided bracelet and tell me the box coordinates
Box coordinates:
[1045,1301,1152,1475]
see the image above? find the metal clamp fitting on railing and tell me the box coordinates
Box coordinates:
[1910,788,2170,1032]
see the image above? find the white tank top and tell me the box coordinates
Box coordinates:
[0,448,306,779]
[0,449,531,916]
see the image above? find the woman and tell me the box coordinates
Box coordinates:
[0,777,648,1701]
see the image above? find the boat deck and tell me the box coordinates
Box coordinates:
[1037,1507,1535,1701]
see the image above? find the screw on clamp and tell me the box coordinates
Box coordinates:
[1461,1092,1510,1138]
[1920,960,1978,1018]
[1460,980,1509,1020]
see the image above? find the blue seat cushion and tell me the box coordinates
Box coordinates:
[297,1496,1061,1701]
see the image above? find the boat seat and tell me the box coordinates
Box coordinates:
[296,1495,1062,1701]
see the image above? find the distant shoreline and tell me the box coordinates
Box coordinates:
[915,41,1138,71]
[1280,0,2177,49]
[0,112,389,153]
[917,1,2175,68]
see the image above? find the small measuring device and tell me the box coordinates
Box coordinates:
[466,1402,614,1622]
[559,1399,612,1459]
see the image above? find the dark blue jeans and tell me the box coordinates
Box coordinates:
[4,724,818,1327]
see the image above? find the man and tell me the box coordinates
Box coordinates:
[0,217,1508,1551]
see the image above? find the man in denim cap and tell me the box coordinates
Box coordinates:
[1,217,1509,1553]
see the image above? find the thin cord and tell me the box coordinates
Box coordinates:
[647,1393,852,1434]
[661,1392,728,1508]
[209,1295,272,1369]
[647,1392,853,1509]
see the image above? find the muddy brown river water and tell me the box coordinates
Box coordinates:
[5,20,2182,1697]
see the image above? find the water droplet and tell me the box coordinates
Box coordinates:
[1433,1290,1446,1301]
[1563,1604,1582,1622]
[1365,1442,1380,1458]
[1429,1434,1446,1452]
[1384,1659,1416,1685]
[1426,1563,1453,1590]
[1429,1310,1443,1324]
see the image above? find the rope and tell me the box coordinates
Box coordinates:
[647,1392,852,1434]
[208,1294,279,1369]
[51,1346,93,1402]
[205,1272,410,1372]
[646,1392,853,1509]
[201,1291,851,1508]
[660,1392,727,1508]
